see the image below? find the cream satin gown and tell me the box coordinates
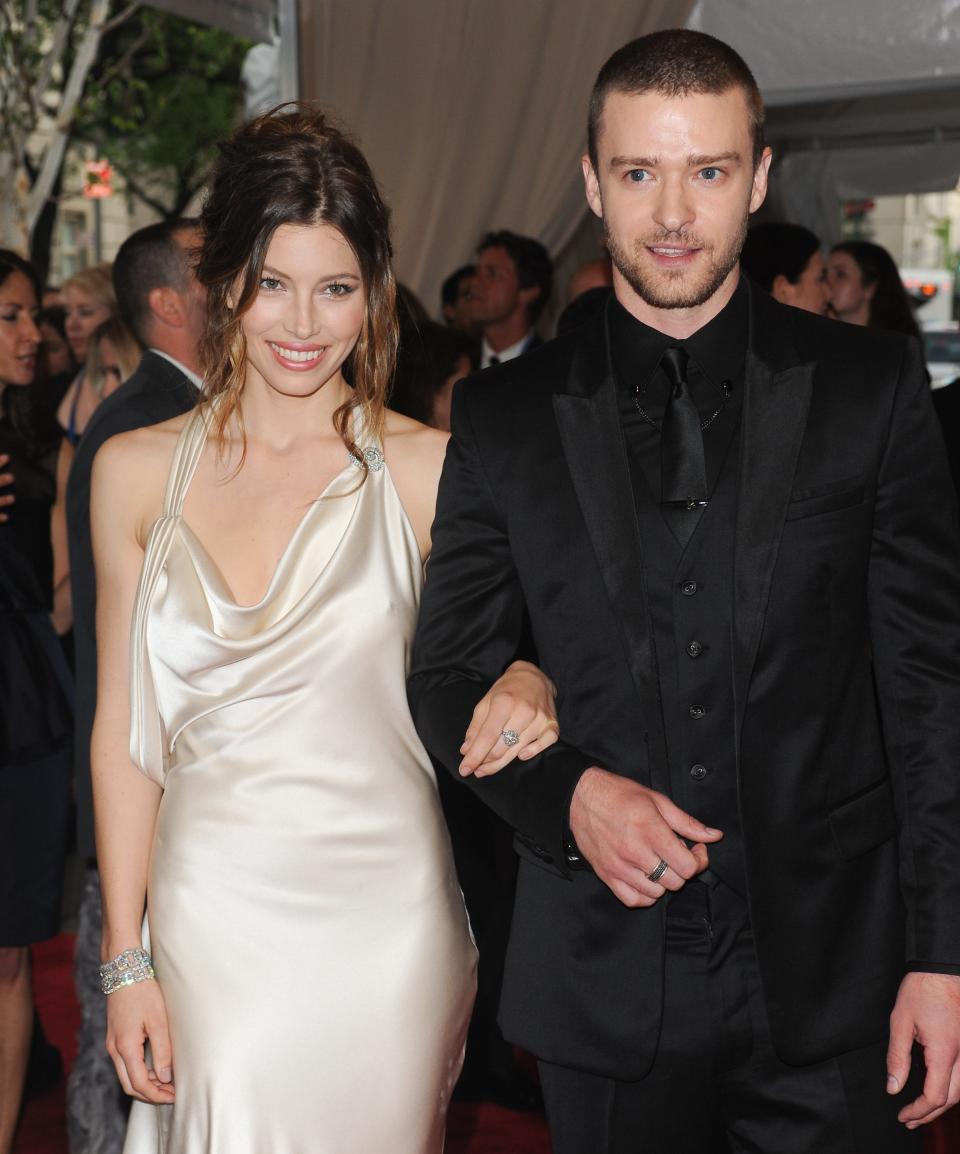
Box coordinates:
[122,406,477,1154]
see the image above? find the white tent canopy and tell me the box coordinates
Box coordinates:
[689,0,960,243]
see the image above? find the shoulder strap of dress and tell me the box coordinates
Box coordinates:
[160,403,212,519]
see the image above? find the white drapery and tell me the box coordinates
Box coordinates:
[300,0,693,317]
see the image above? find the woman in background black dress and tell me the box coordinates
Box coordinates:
[0,250,73,1154]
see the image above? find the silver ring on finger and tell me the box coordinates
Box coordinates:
[646,858,669,883]
[500,728,520,748]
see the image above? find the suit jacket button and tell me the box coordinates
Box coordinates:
[686,640,703,657]
[689,764,708,780]
[681,580,698,596]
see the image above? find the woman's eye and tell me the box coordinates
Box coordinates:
[326,282,354,297]
[259,277,282,291]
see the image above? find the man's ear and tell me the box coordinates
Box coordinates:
[749,146,774,215]
[582,155,603,220]
[770,273,793,305]
[518,283,541,315]
[147,285,186,329]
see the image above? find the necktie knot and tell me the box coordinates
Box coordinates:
[661,346,689,397]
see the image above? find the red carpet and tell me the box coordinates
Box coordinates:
[15,934,552,1154]
[18,934,960,1153]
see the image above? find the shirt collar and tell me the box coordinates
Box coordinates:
[148,348,203,392]
[608,276,749,398]
[481,330,535,369]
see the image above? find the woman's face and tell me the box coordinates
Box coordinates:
[825,251,873,322]
[40,320,73,377]
[240,222,366,399]
[64,285,112,360]
[784,251,828,315]
[0,271,41,388]
[98,336,125,397]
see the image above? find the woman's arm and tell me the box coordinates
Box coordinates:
[385,416,560,776]
[49,438,73,634]
[90,434,174,1104]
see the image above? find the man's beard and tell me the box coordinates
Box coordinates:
[604,211,748,311]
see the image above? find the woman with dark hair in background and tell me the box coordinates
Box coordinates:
[37,306,77,410]
[91,107,557,1153]
[0,250,73,1154]
[826,240,921,338]
[739,221,828,314]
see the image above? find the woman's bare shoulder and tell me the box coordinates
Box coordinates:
[382,410,449,470]
[92,412,195,538]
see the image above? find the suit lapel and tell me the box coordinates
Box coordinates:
[732,288,815,729]
[552,313,662,736]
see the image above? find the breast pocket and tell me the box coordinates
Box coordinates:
[785,476,865,522]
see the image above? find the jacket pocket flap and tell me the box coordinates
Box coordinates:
[786,482,865,521]
[828,778,897,860]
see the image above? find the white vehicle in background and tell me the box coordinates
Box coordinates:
[900,267,955,330]
[923,325,960,390]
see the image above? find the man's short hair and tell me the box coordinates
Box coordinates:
[112,218,199,346]
[477,230,553,323]
[588,29,765,171]
[740,222,821,293]
[441,264,475,311]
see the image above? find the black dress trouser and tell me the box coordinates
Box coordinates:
[539,881,923,1154]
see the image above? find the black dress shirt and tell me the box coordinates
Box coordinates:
[609,278,748,524]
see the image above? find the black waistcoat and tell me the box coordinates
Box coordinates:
[627,417,745,895]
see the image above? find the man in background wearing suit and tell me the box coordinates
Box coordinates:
[471,230,553,368]
[410,29,960,1154]
[66,218,205,1154]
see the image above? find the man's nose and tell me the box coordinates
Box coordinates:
[652,178,694,234]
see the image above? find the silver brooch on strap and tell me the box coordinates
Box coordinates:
[350,446,384,471]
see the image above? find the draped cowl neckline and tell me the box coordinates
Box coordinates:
[128,403,420,782]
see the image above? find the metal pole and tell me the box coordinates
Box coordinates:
[278,0,300,103]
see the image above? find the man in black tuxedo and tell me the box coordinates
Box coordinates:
[65,218,204,1154]
[409,30,960,1154]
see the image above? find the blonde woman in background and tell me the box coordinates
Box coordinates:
[58,264,116,443]
[86,317,144,402]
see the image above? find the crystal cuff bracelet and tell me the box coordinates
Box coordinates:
[99,948,156,995]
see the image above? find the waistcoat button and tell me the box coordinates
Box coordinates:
[689,705,706,719]
[686,640,703,657]
[689,764,708,780]
[681,580,698,596]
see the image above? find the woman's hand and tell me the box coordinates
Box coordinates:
[459,660,559,778]
[105,979,175,1104]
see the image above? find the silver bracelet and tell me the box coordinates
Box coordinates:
[99,948,156,995]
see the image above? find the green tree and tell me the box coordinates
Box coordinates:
[76,9,250,219]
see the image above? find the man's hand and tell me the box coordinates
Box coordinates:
[569,767,722,907]
[887,971,960,1128]
[0,454,14,523]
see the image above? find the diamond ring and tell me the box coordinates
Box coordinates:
[500,729,520,748]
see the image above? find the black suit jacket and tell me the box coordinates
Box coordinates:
[67,351,198,857]
[409,283,960,1078]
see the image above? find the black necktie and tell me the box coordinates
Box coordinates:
[660,346,707,506]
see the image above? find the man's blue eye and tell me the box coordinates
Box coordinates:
[701,168,720,180]
[627,170,648,183]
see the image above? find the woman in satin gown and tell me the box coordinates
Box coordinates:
[90,107,558,1154]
